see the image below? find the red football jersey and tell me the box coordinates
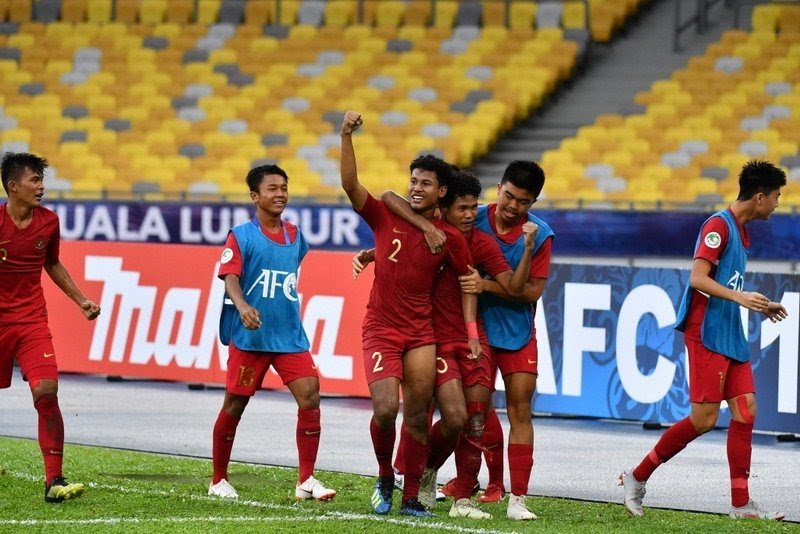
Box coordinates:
[358,195,472,336]
[217,220,298,279]
[433,227,511,343]
[683,209,749,340]
[0,204,60,324]
[485,203,552,279]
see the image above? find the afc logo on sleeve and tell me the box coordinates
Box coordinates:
[704,231,721,249]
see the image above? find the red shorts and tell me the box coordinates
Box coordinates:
[0,323,57,389]
[437,340,492,390]
[493,330,538,378]
[435,341,463,387]
[225,343,318,397]
[362,322,436,385]
[686,337,754,403]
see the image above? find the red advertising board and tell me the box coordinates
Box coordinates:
[44,241,372,397]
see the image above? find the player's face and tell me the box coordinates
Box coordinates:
[252,174,288,216]
[755,188,781,220]
[495,182,535,226]
[407,168,445,213]
[442,195,478,234]
[8,167,44,208]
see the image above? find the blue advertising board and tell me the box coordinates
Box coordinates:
[45,200,800,259]
[492,264,800,434]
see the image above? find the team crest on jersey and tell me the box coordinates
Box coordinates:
[704,231,721,249]
[34,237,46,249]
[220,248,233,264]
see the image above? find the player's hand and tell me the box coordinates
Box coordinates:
[238,305,262,330]
[341,111,363,135]
[763,301,788,323]
[352,249,374,279]
[423,225,446,254]
[522,221,538,247]
[459,266,484,294]
[738,291,770,313]
[80,300,101,321]
[467,338,483,361]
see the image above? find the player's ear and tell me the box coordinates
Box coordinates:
[250,190,258,203]
[438,185,447,198]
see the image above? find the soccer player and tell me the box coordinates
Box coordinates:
[458,160,554,520]
[340,111,478,518]
[620,160,788,521]
[0,152,101,503]
[375,169,536,519]
[209,164,335,502]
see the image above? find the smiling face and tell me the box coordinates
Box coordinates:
[8,167,45,208]
[442,194,478,234]
[407,168,445,213]
[495,181,535,227]
[251,173,288,216]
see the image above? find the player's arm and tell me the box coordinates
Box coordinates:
[223,274,261,330]
[44,260,100,320]
[446,231,482,360]
[353,248,375,279]
[461,224,544,303]
[380,190,445,253]
[689,259,772,313]
[340,110,369,211]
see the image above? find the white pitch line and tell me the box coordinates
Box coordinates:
[2,470,519,534]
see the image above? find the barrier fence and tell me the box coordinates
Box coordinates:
[46,240,799,434]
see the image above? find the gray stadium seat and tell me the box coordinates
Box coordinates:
[187,181,220,194]
[143,36,169,50]
[763,105,790,120]
[184,83,214,98]
[764,81,792,96]
[0,22,19,35]
[263,25,290,39]
[536,3,563,28]
[465,89,492,103]
[0,116,19,131]
[714,56,742,73]
[251,158,279,167]
[19,83,45,96]
[317,51,344,66]
[298,0,325,26]
[218,0,246,24]
[739,140,768,157]
[131,181,162,194]
[63,106,89,119]
[368,75,395,90]
[450,100,477,114]
[322,111,346,130]
[739,116,768,131]
[261,133,289,146]
[172,96,199,111]
[34,0,61,23]
[182,49,209,64]
[660,152,691,168]
[422,123,451,138]
[60,71,89,85]
[177,107,206,122]
[700,167,729,180]
[0,47,21,61]
[218,119,248,134]
[679,139,709,156]
[387,39,413,53]
[178,144,207,159]
[465,65,493,81]
[227,72,254,86]
[380,111,409,126]
[408,87,437,103]
[584,163,614,180]
[104,119,131,132]
[60,130,88,143]
[282,97,310,112]
[455,1,482,27]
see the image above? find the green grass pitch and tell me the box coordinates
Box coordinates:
[0,436,796,533]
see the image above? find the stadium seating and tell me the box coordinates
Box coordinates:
[539,7,800,208]
[0,0,661,200]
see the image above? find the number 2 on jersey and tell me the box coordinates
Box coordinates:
[387,238,402,263]
[371,351,384,373]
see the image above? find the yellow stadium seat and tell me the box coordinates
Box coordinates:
[139,0,167,23]
[403,0,431,26]
[197,0,221,24]
[433,0,458,28]
[8,0,31,22]
[482,1,507,27]
[86,0,111,22]
[324,0,355,26]
[563,1,586,29]
[375,1,405,28]
[509,2,536,30]
[752,4,781,33]
[165,0,194,23]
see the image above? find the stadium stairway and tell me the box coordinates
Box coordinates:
[471,0,742,189]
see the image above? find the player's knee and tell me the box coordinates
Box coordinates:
[224,394,249,418]
[691,412,718,433]
[30,379,57,400]
[373,404,398,426]
[441,407,467,437]
[734,395,756,424]
[466,412,485,439]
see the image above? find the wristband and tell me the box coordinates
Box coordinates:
[466,321,479,339]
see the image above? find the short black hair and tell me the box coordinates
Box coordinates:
[409,154,453,190]
[246,164,288,193]
[1,152,48,194]
[441,168,482,208]
[500,160,545,198]
[737,159,786,200]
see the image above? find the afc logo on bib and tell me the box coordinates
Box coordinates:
[245,269,299,301]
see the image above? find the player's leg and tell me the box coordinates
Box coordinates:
[725,362,782,520]
[209,345,266,498]
[281,352,336,501]
[399,343,437,517]
[419,376,465,509]
[368,376,401,513]
[479,357,505,503]
[449,383,492,519]
[502,370,538,520]
[622,339,720,516]
[17,326,83,504]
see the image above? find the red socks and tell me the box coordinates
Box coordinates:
[401,428,428,502]
[426,420,458,470]
[34,394,64,485]
[483,408,505,487]
[454,402,485,500]
[727,420,753,508]
[296,408,321,483]
[508,443,533,496]
[211,409,240,484]
[370,418,396,477]
[633,417,700,482]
